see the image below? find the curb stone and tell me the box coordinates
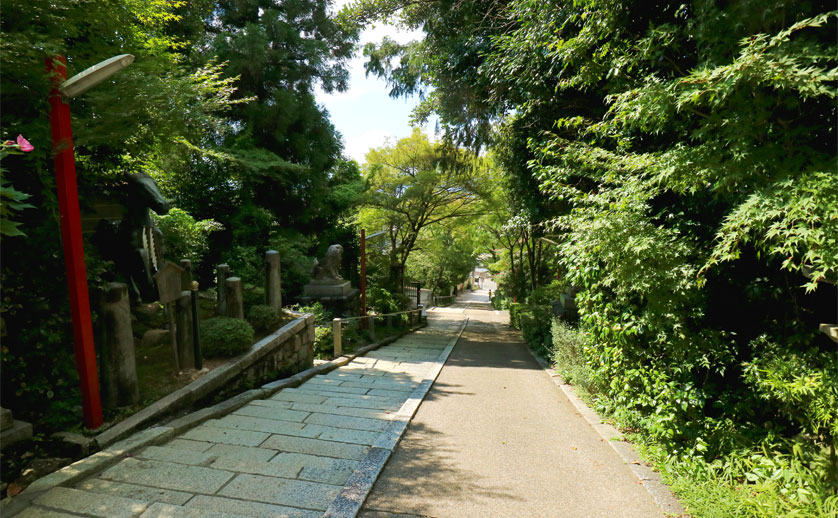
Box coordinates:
[324,317,469,518]
[523,343,686,517]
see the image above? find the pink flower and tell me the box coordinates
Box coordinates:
[16,134,34,152]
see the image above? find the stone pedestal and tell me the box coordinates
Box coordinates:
[0,407,32,450]
[303,280,354,298]
[299,281,359,316]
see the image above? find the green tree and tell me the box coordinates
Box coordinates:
[359,129,484,289]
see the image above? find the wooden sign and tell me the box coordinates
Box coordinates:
[154,261,185,304]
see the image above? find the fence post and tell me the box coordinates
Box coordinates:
[264,250,282,312]
[216,263,230,316]
[226,277,244,319]
[369,315,376,343]
[191,280,202,370]
[100,283,139,408]
[175,290,195,370]
[332,318,342,357]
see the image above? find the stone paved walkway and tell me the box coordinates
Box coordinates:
[14,317,464,518]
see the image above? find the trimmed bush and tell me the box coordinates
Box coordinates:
[200,317,255,357]
[247,304,280,333]
[509,303,553,357]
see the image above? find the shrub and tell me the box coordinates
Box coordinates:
[267,229,313,300]
[290,302,333,324]
[527,279,571,306]
[517,305,553,357]
[152,207,222,270]
[247,304,280,333]
[367,285,407,314]
[242,286,265,311]
[551,319,596,395]
[200,317,254,357]
[313,325,333,359]
[509,303,553,358]
[508,302,523,328]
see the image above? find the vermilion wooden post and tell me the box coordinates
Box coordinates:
[46,56,104,429]
[360,228,367,317]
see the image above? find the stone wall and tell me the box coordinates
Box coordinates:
[235,312,315,388]
[93,313,315,449]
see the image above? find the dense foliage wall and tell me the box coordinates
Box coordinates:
[347,0,837,513]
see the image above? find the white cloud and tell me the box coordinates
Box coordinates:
[343,127,390,163]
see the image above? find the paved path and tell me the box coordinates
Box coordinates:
[14,318,464,518]
[11,292,673,517]
[359,290,666,518]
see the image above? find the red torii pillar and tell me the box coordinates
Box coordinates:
[46,56,103,429]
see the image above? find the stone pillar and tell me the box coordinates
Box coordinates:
[176,291,195,370]
[332,318,342,357]
[101,283,139,408]
[265,250,282,312]
[226,277,244,319]
[369,316,376,342]
[216,263,230,316]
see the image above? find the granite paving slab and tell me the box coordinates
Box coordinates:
[186,495,323,518]
[209,414,313,436]
[304,413,390,433]
[14,508,81,518]
[76,478,194,506]
[218,473,341,510]
[261,434,370,460]
[33,486,149,518]
[137,445,217,465]
[204,443,277,462]
[181,425,270,447]
[97,457,234,494]
[140,502,246,518]
[7,314,459,518]
[210,456,301,478]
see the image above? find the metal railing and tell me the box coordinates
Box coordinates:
[331,308,423,357]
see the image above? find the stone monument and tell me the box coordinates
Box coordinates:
[303,244,356,298]
[300,245,359,317]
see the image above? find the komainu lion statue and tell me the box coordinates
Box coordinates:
[311,244,343,281]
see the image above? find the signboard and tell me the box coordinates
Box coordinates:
[154,261,185,304]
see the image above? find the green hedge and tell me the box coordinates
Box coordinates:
[247,304,280,333]
[200,317,255,357]
[509,303,553,358]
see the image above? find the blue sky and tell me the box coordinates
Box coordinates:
[316,5,434,165]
